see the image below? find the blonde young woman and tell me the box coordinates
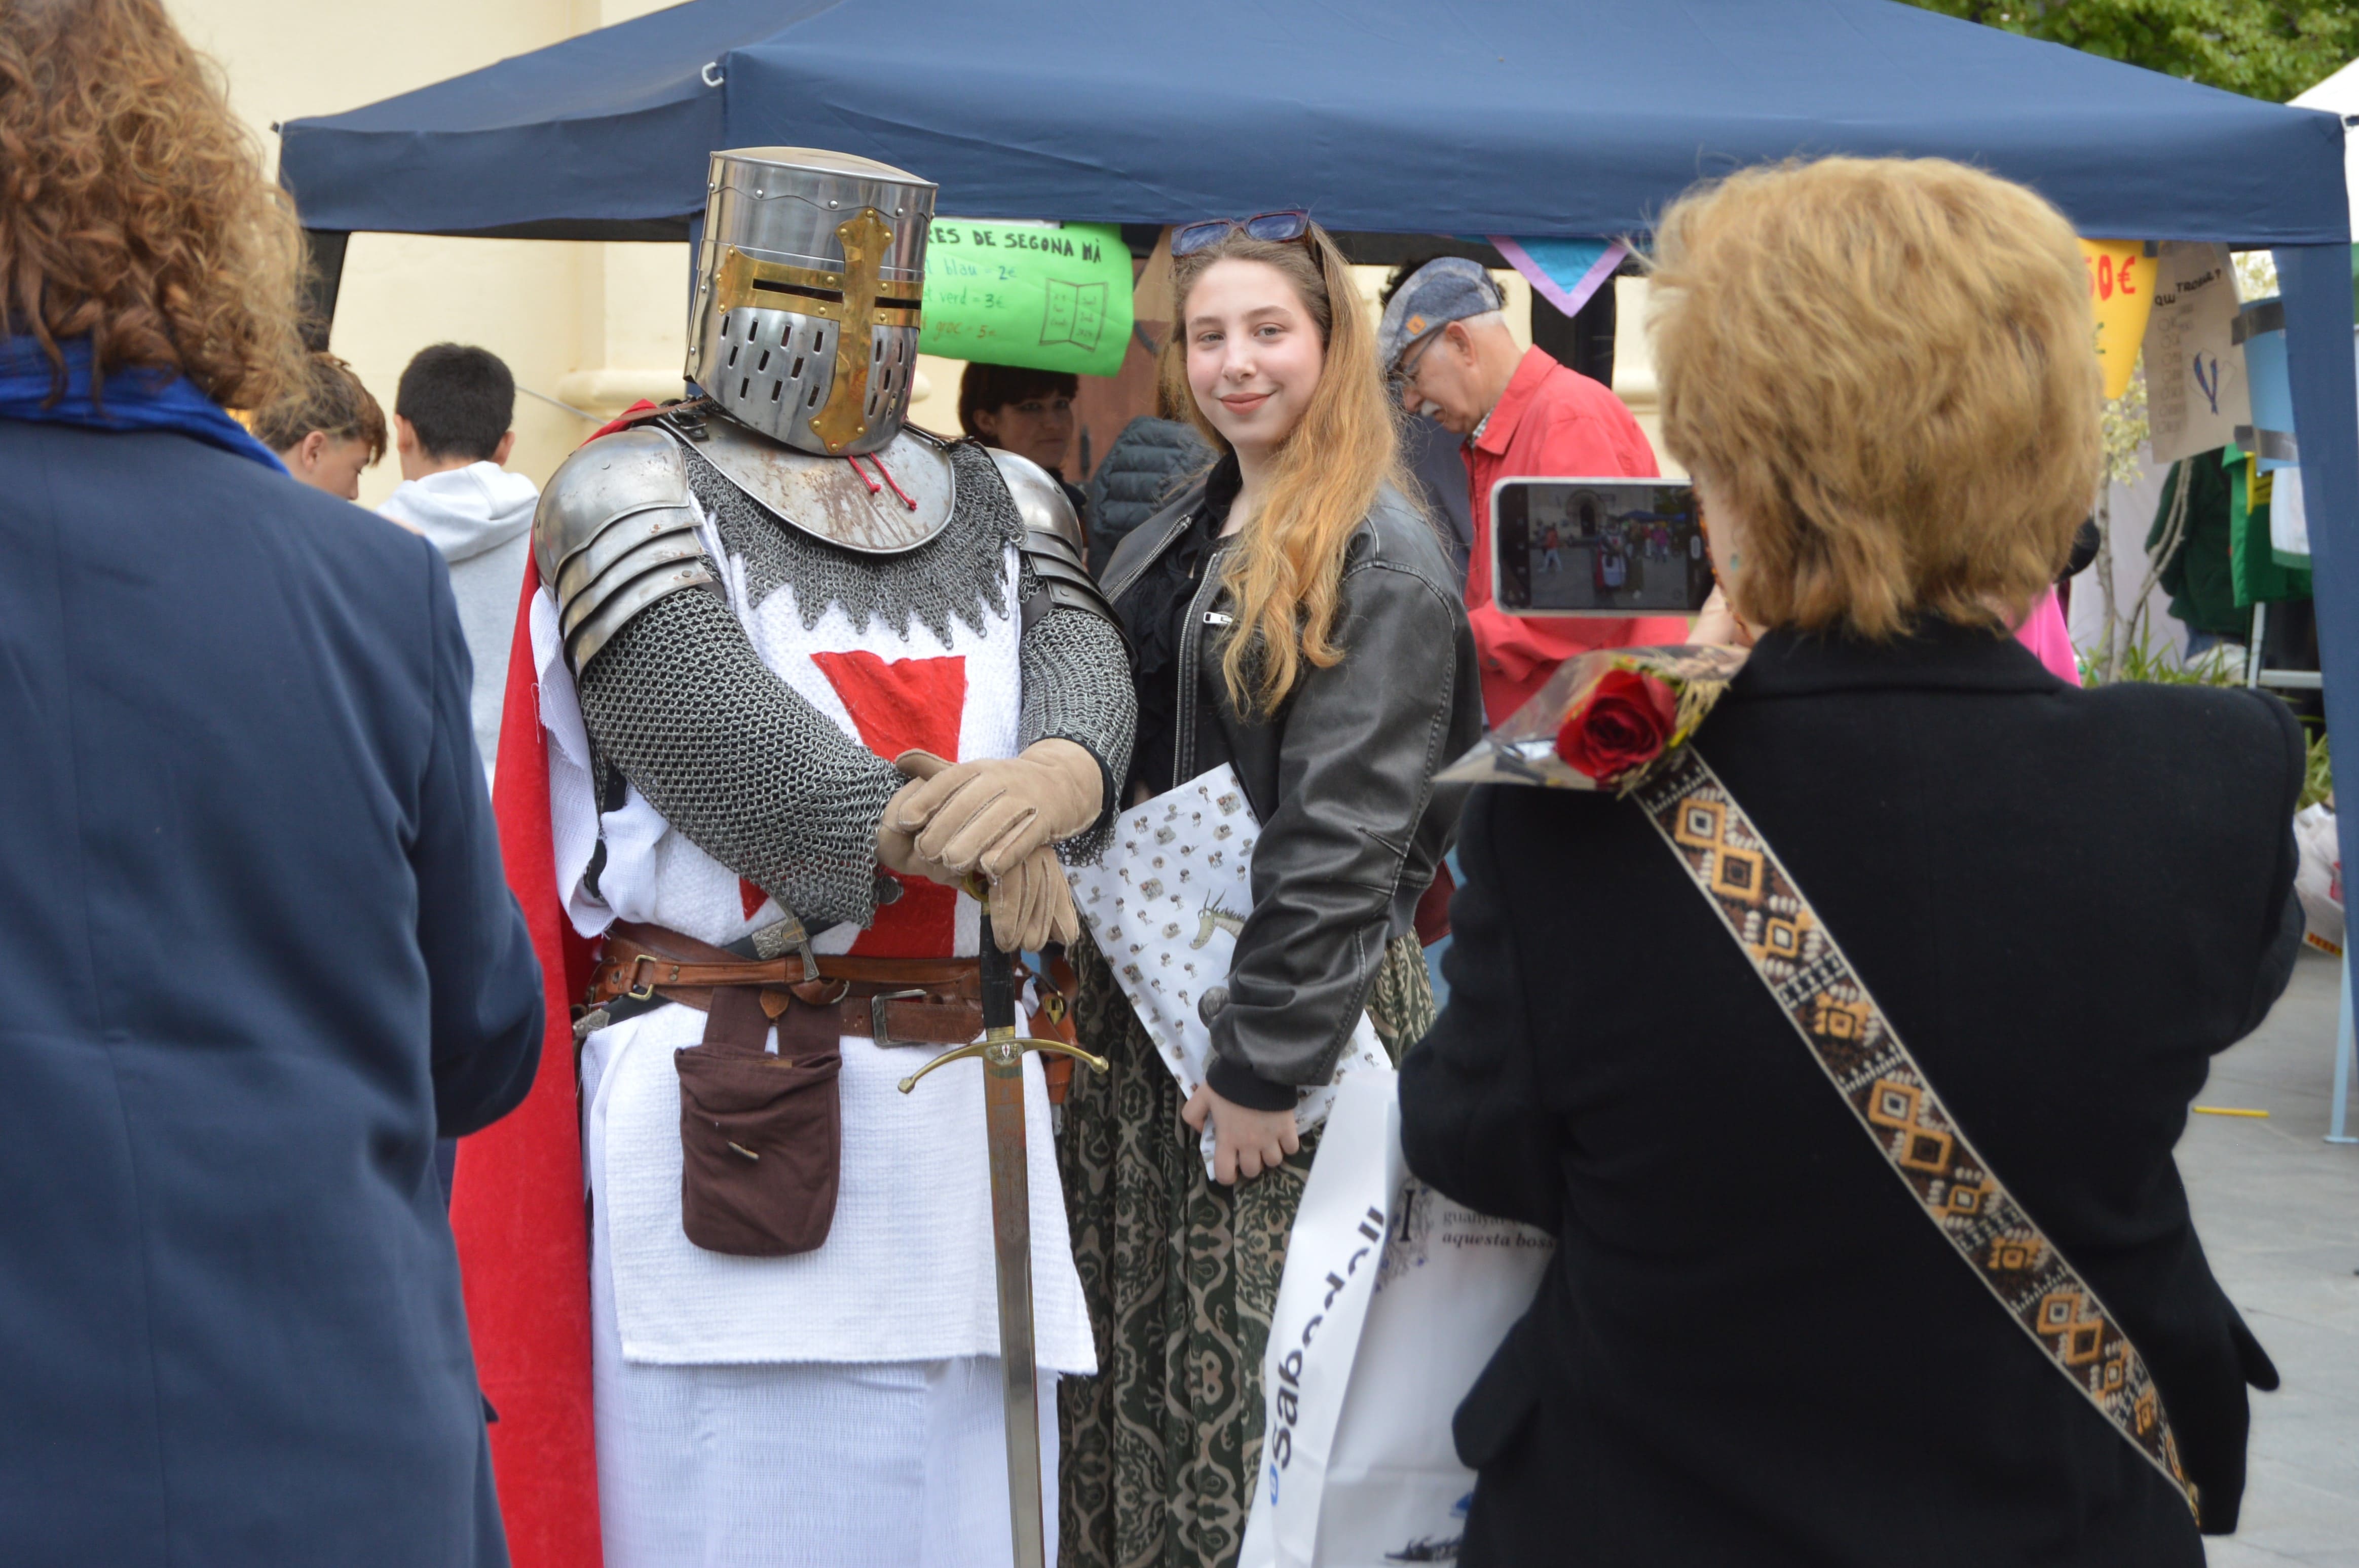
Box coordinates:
[1057,215,1484,1568]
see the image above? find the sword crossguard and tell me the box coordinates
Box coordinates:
[897,1032,1111,1094]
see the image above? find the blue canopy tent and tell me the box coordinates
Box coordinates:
[281,0,2358,873]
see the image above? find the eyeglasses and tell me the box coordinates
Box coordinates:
[1391,326,1445,391]
[1171,210,1313,258]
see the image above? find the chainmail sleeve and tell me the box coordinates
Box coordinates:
[574,587,904,927]
[1019,603,1136,864]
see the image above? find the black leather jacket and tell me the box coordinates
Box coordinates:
[1101,475,1484,1110]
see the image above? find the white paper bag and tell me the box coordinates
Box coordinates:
[1066,765,1392,1175]
[2295,801,2342,955]
[1240,1076,1555,1568]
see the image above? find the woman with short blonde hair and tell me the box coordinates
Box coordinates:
[1655,156,2099,641]
[1404,158,2298,1566]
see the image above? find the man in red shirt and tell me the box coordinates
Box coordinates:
[1379,258,1687,722]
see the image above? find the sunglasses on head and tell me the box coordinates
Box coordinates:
[1170,210,1313,258]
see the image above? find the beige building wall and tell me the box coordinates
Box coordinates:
[171,0,700,508]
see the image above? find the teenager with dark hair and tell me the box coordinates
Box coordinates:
[395,341,517,466]
[957,359,1078,473]
[380,342,538,780]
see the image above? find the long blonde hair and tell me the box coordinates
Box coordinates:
[1157,220,1410,716]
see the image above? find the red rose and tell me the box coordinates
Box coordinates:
[1555,667,1678,783]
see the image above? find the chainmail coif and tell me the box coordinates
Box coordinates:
[575,588,905,928]
[685,439,1016,646]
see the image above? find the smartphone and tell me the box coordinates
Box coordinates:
[1490,478,1716,616]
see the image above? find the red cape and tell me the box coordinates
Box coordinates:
[456,405,659,1567]
[456,559,603,1568]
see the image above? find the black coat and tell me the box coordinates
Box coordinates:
[1400,622,2299,1568]
[0,420,543,1563]
[1081,415,1207,577]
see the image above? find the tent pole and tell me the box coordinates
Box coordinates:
[2331,949,2355,1144]
[299,229,350,352]
[2276,246,2359,1048]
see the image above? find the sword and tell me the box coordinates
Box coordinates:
[898,890,1106,1568]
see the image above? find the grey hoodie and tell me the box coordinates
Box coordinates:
[380,462,540,779]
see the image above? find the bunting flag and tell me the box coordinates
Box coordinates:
[1487,237,1627,319]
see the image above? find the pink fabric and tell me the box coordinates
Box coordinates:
[2014,587,2081,686]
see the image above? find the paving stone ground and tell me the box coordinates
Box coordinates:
[2192,949,2359,1567]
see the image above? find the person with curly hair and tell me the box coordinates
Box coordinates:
[0,2,544,1563]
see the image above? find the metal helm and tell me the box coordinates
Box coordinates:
[686,147,937,456]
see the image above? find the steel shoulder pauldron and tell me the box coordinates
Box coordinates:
[533,427,718,672]
[990,448,1117,634]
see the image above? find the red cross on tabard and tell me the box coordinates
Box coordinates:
[733,651,967,956]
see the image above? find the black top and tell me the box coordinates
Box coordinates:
[1401,621,2298,1567]
[0,419,543,1564]
[1112,454,1237,797]
[1083,414,1210,577]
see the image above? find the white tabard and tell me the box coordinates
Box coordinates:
[531,513,1094,1563]
[538,538,1094,1371]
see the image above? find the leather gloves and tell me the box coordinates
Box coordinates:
[984,844,1081,952]
[876,754,957,884]
[875,749,1084,952]
[888,738,1103,878]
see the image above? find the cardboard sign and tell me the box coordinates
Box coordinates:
[2080,238,2157,402]
[2143,241,2251,465]
[918,219,1133,376]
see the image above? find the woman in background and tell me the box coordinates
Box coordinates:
[959,359,1088,521]
[1057,213,1481,1568]
[1403,157,2294,1568]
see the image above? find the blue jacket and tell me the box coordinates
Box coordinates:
[0,420,542,1564]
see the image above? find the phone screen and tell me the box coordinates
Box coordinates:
[1488,478,1715,616]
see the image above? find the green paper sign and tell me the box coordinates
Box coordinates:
[918,220,1134,377]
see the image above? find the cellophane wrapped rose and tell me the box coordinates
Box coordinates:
[1555,667,1678,784]
[1432,644,1748,793]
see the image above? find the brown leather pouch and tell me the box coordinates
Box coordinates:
[675,1039,842,1257]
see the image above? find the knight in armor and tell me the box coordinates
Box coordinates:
[519,148,1133,1566]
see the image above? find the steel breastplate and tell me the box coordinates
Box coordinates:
[670,409,958,554]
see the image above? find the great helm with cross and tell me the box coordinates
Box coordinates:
[686,147,937,456]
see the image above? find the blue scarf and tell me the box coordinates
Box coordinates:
[0,335,287,474]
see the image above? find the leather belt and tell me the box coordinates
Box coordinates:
[580,920,984,1050]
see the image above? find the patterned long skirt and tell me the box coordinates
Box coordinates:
[1055,928,1438,1568]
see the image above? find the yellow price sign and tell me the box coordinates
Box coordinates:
[2079,238,2155,402]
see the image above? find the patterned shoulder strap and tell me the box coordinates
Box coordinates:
[1632,747,2199,1521]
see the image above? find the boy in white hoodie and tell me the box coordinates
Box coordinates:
[378,343,541,780]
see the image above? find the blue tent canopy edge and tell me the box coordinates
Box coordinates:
[279,0,2359,904]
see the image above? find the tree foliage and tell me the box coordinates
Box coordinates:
[1901,1,2359,102]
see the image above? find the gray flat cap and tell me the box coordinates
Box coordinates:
[1376,257,1506,372]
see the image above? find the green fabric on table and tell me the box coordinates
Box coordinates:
[2146,451,2244,637]
[2225,444,2311,607]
